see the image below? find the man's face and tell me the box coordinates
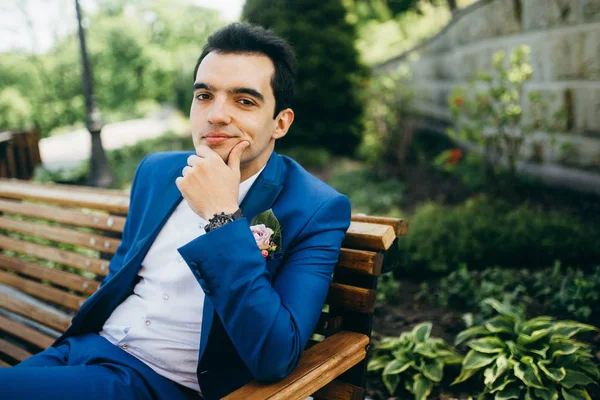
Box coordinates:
[190,52,293,176]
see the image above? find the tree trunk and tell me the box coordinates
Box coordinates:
[446,0,458,11]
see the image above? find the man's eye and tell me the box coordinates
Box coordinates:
[238,99,255,106]
[195,93,210,100]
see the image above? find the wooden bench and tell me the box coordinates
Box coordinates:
[0,178,407,399]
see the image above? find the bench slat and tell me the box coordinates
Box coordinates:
[0,198,125,233]
[343,222,395,251]
[0,293,71,332]
[337,248,383,276]
[0,254,98,295]
[0,359,10,367]
[0,235,109,276]
[0,314,54,349]
[313,313,343,337]
[0,338,32,362]
[223,331,369,400]
[0,179,129,214]
[326,283,376,314]
[313,380,364,400]
[351,215,408,237]
[0,270,86,311]
[0,216,120,255]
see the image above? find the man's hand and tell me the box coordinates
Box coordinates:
[175,141,250,220]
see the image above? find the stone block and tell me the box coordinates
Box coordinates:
[522,0,579,31]
[546,31,586,80]
[579,0,600,23]
[574,87,600,134]
[581,29,600,79]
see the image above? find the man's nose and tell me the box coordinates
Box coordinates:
[207,98,232,125]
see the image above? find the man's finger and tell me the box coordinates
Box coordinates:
[228,141,250,171]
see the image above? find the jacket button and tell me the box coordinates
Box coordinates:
[189,261,198,268]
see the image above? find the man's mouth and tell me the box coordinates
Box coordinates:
[203,132,236,145]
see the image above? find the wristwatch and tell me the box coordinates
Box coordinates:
[204,208,244,233]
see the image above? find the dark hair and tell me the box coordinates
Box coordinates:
[194,22,296,118]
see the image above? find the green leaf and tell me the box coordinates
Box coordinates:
[551,322,598,339]
[484,355,509,387]
[456,326,490,345]
[483,298,521,319]
[560,370,596,389]
[485,316,514,334]
[421,359,444,383]
[578,360,600,381]
[382,372,400,395]
[505,341,527,358]
[528,345,549,359]
[551,341,580,359]
[414,342,437,358]
[494,383,521,400]
[463,349,497,370]
[522,316,554,334]
[367,355,392,371]
[412,373,433,400]
[518,328,551,345]
[538,360,566,382]
[451,367,479,385]
[514,357,544,389]
[533,387,559,400]
[376,337,399,350]
[489,375,516,394]
[413,322,432,343]
[561,387,592,400]
[383,359,413,375]
[469,337,506,354]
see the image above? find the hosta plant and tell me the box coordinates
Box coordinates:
[453,298,599,399]
[368,322,463,400]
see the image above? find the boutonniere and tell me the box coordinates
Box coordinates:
[250,209,282,259]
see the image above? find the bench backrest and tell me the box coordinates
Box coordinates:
[0,178,406,396]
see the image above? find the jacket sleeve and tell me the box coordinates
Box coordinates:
[99,156,148,288]
[177,194,351,381]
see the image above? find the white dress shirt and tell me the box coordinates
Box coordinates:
[99,165,265,392]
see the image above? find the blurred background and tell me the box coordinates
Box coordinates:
[1,0,599,398]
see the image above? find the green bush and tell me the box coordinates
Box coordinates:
[534,263,600,323]
[368,322,463,399]
[376,273,401,309]
[453,299,599,400]
[327,167,403,215]
[396,196,600,278]
[277,147,331,171]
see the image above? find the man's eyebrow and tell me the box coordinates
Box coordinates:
[193,82,265,104]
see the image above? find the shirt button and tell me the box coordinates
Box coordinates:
[163,294,169,300]
[121,344,128,349]
[177,258,184,263]
[145,320,151,326]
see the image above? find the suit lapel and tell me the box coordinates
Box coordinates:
[199,151,285,361]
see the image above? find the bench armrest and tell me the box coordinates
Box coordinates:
[223,331,369,400]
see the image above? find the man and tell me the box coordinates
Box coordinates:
[0,22,351,399]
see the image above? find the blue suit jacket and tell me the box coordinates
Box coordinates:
[55,151,351,399]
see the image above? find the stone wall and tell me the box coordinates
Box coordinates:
[377,0,600,194]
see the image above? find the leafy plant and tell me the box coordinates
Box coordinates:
[376,273,401,308]
[448,46,566,178]
[453,299,599,399]
[368,322,463,399]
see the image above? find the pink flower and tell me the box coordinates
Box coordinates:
[251,224,275,250]
[261,250,269,258]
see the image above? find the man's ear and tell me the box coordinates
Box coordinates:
[272,108,294,140]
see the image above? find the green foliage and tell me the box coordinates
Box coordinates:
[418,265,531,316]
[376,273,401,308]
[0,0,224,136]
[368,322,463,399]
[0,87,33,131]
[243,0,368,157]
[534,263,600,323]
[359,66,415,174]
[453,299,599,400]
[327,167,403,215]
[396,196,600,278]
[448,46,566,177]
[277,147,332,171]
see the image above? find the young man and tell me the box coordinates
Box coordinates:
[0,23,351,399]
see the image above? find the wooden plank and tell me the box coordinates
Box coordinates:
[0,198,125,233]
[0,270,86,311]
[0,179,129,214]
[326,283,376,314]
[0,314,54,349]
[351,215,408,237]
[0,359,10,367]
[1,179,129,198]
[0,293,71,332]
[343,222,395,251]
[336,248,383,276]
[0,235,109,276]
[0,338,32,362]
[223,331,369,400]
[0,216,120,255]
[313,313,343,337]
[313,380,364,400]
[0,254,99,295]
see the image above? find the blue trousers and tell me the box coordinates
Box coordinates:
[0,333,200,399]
